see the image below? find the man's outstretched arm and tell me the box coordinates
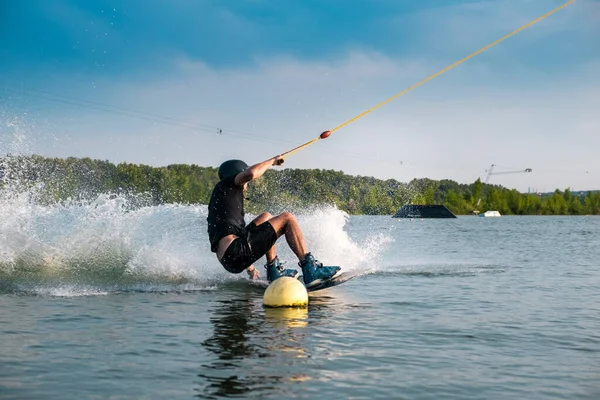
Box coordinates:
[234,156,284,186]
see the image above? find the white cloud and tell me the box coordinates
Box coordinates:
[19,46,598,192]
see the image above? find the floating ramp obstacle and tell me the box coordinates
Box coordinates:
[392,205,457,219]
[480,210,501,217]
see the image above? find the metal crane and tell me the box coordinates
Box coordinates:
[476,164,532,206]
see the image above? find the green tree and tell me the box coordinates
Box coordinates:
[547,190,568,215]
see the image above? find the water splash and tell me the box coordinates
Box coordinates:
[1,112,31,156]
[0,185,391,296]
[294,207,392,272]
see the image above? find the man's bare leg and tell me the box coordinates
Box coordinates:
[250,212,276,263]
[252,212,299,280]
[267,212,308,262]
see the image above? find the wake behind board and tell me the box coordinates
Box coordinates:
[300,272,356,293]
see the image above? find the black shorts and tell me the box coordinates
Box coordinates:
[220,221,278,273]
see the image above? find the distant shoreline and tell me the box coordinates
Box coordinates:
[1,155,599,216]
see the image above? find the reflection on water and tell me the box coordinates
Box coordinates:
[196,288,330,398]
[201,297,266,364]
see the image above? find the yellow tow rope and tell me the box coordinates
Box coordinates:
[280,0,575,159]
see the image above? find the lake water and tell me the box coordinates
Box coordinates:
[1,196,599,399]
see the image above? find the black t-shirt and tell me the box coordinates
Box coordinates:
[207,176,247,252]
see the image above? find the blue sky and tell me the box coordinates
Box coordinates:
[1,0,599,191]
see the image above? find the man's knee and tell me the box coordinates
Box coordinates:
[258,212,273,220]
[280,211,296,222]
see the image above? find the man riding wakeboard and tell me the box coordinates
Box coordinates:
[207,156,341,287]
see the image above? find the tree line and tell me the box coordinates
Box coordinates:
[1,155,598,215]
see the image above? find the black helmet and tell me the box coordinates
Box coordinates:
[218,159,248,180]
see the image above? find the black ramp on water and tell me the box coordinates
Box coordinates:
[392,204,457,219]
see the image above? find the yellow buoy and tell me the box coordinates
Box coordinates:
[263,277,308,308]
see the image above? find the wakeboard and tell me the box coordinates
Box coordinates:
[300,272,357,293]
